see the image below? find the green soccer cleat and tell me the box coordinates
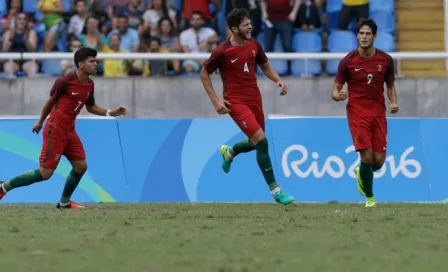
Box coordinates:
[354,167,366,196]
[219,145,233,173]
[365,197,376,208]
[274,191,295,206]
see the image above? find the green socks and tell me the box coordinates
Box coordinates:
[3,169,44,191]
[232,138,255,156]
[360,162,374,197]
[60,169,84,203]
[254,139,279,191]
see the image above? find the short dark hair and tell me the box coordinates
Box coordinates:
[75,0,85,6]
[150,36,161,45]
[117,14,128,21]
[356,18,377,35]
[226,8,250,29]
[74,47,97,68]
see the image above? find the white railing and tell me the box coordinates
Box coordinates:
[0,52,448,61]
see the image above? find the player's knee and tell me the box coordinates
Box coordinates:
[359,148,374,164]
[39,168,54,180]
[373,153,386,170]
[73,163,88,174]
[249,129,266,146]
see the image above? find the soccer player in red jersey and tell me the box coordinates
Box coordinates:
[200,8,295,205]
[0,48,128,209]
[332,19,399,207]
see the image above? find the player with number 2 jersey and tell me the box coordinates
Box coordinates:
[332,19,399,208]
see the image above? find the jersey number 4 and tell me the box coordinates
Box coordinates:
[244,62,249,73]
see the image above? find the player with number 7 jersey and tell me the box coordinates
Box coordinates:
[0,48,128,209]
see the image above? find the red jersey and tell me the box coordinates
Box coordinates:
[335,49,395,117]
[43,73,95,139]
[203,38,268,103]
[266,0,292,22]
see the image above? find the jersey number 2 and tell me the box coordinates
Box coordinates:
[244,62,249,73]
[367,74,373,84]
[74,101,82,112]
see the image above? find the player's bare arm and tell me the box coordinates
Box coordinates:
[85,104,128,117]
[331,82,347,102]
[386,82,399,114]
[32,97,56,134]
[200,67,231,115]
[259,62,287,95]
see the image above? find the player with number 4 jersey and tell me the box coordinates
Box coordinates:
[201,8,295,206]
[332,19,399,208]
[0,48,128,209]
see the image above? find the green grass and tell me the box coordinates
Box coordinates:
[1,203,448,272]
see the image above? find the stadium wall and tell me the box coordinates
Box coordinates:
[0,117,446,204]
[1,77,448,117]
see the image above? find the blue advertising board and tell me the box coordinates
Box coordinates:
[0,117,445,203]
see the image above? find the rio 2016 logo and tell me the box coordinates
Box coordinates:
[281,144,422,179]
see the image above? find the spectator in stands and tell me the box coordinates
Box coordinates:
[107,0,130,29]
[223,0,262,39]
[180,11,218,73]
[102,33,129,77]
[114,0,144,31]
[182,0,219,28]
[158,17,181,75]
[108,15,140,52]
[147,37,167,76]
[77,16,108,50]
[1,0,23,31]
[68,0,88,39]
[295,0,321,30]
[2,13,38,76]
[60,37,81,75]
[142,0,177,36]
[129,36,167,76]
[89,0,109,34]
[338,0,369,30]
[37,0,66,52]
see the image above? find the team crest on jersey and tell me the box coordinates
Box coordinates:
[252,50,256,57]
[377,64,383,72]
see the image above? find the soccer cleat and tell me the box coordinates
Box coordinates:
[57,201,85,209]
[354,167,366,196]
[0,182,6,200]
[365,197,376,208]
[274,191,295,206]
[219,145,233,173]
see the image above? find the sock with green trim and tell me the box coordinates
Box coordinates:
[3,169,44,192]
[60,169,84,204]
[254,139,279,191]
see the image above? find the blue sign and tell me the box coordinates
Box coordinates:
[0,117,445,203]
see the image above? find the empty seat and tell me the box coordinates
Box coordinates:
[327,30,357,75]
[291,31,322,76]
[23,0,38,14]
[374,31,395,52]
[371,10,395,34]
[327,0,343,13]
[257,32,288,76]
[41,60,63,76]
[370,0,395,14]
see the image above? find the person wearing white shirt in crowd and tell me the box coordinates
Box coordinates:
[179,11,219,73]
[68,0,88,37]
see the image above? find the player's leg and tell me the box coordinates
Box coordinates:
[58,134,87,209]
[0,136,62,200]
[372,116,388,172]
[249,103,294,205]
[348,116,376,206]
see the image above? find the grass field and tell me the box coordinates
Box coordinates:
[1,203,448,272]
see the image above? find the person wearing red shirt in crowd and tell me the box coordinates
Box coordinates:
[182,0,220,27]
[0,48,128,209]
[200,8,295,206]
[332,19,399,208]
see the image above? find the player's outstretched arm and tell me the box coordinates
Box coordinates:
[85,104,128,117]
[259,62,287,95]
[332,82,347,102]
[32,97,55,134]
[200,67,231,115]
[386,82,399,113]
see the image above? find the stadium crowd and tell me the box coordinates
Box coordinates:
[0,0,388,77]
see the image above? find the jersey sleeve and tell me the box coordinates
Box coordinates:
[86,84,95,106]
[385,56,395,86]
[255,40,268,65]
[203,45,225,74]
[50,77,68,100]
[335,56,349,85]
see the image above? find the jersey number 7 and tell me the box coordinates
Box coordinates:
[74,101,82,112]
